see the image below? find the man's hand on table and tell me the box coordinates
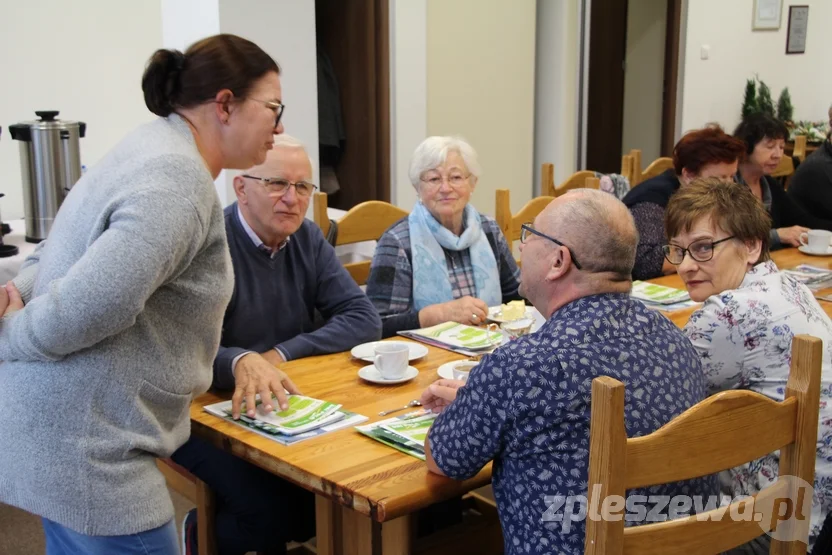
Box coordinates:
[420,379,466,414]
[232,351,300,420]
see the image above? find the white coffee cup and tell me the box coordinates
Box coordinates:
[374,342,409,379]
[799,230,832,253]
[451,361,478,381]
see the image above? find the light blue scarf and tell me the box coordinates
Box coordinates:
[409,202,501,311]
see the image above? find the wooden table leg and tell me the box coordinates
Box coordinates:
[316,495,341,555]
[381,515,412,555]
[340,508,374,555]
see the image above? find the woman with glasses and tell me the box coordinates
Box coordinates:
[734,113,832,249]
[622,125,746,281]
[0,34,282,555]
[664,177,832,553]
[366,136,521,338]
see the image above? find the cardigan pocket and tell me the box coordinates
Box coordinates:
[122,379,192,460]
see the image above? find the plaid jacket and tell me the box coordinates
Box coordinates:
[366,214,521,338]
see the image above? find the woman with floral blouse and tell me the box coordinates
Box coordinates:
[664,177,832,552]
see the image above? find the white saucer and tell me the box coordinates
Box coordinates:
[798,245,832,256]
[438,360,482,380]
[358,365,419,385]
[351,341,429,362]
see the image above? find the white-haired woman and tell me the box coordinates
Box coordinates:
[366,136,521,338]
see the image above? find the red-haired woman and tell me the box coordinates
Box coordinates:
[623,125,746,280]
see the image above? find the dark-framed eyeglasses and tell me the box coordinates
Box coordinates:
[241,175,317,198]
[662,236,736,265]
[520,222,583,270]
[246,98,285,129]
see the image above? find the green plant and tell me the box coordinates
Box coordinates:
[777,87,794,122]
[757,80,775,117]
[742,79,757,120]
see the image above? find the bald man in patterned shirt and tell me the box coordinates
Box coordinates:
[421,190,717,555]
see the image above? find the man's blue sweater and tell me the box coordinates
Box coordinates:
[213,203,382,389]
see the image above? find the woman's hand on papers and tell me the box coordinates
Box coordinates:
[232,353,301,419]
[420,379,465,414]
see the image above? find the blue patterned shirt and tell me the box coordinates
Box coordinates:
[427,293,716,554]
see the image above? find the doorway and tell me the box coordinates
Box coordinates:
[315,0,390,210]
[584,0,682,174]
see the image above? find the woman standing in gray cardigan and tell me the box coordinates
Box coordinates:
[0,34,285,555]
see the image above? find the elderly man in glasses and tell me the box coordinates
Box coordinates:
[419,189,715,555]
[171,134,381,555]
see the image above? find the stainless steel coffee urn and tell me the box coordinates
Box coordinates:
[9,111,86,243]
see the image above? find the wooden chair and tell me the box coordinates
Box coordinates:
[620,154,635,186]
[584,334,822,555]
[772,156,796,179]
[794,135,808,162]
[157,458,217,555]
[495,189,554,247]
[772,136,807,189]
[547,170,601,197]
[313,192,408,286]
[629,149,643,185]
[629,149,674,186]
[541,162,555,198]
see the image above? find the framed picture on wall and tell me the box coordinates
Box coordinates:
[786,6,809,54]
[752,0,782,30]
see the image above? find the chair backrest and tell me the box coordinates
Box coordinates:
[629,149,644,185]
[495,189,554,244]
[313,192,408,285]
[621,154,635,186]
[794,135,808,162]
[549,171,600,197]
[629,149,675,185]
[641,157,675,183]
[584,334,822,555]
[772,156,796,179]
[542,162,555,198]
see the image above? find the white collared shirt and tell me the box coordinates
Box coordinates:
[236,204,289,259]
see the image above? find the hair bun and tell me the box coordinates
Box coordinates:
[142,48,186,117]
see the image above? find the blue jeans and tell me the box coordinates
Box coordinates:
[42,518,178,555]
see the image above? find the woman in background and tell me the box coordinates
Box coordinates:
[366,136,521,338]
[734,113,832,249]
[622,125,745,280]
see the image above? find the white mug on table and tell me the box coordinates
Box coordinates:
[799,230,832,253]
[374,342,409,379]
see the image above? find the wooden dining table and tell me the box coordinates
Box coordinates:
[191,343,488,555]
[189,247,832,554]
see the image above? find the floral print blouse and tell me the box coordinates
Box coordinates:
[684,260,832,544]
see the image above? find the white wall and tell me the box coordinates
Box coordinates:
[0,0,163,220]
[680,0,832,134]
[162,0,220,49]
[621,0,667,163]
[534,0,581,195]
[389,0,427,209]
[161,0,224,201]
[426,0,537,217]
[218,0,319,207]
